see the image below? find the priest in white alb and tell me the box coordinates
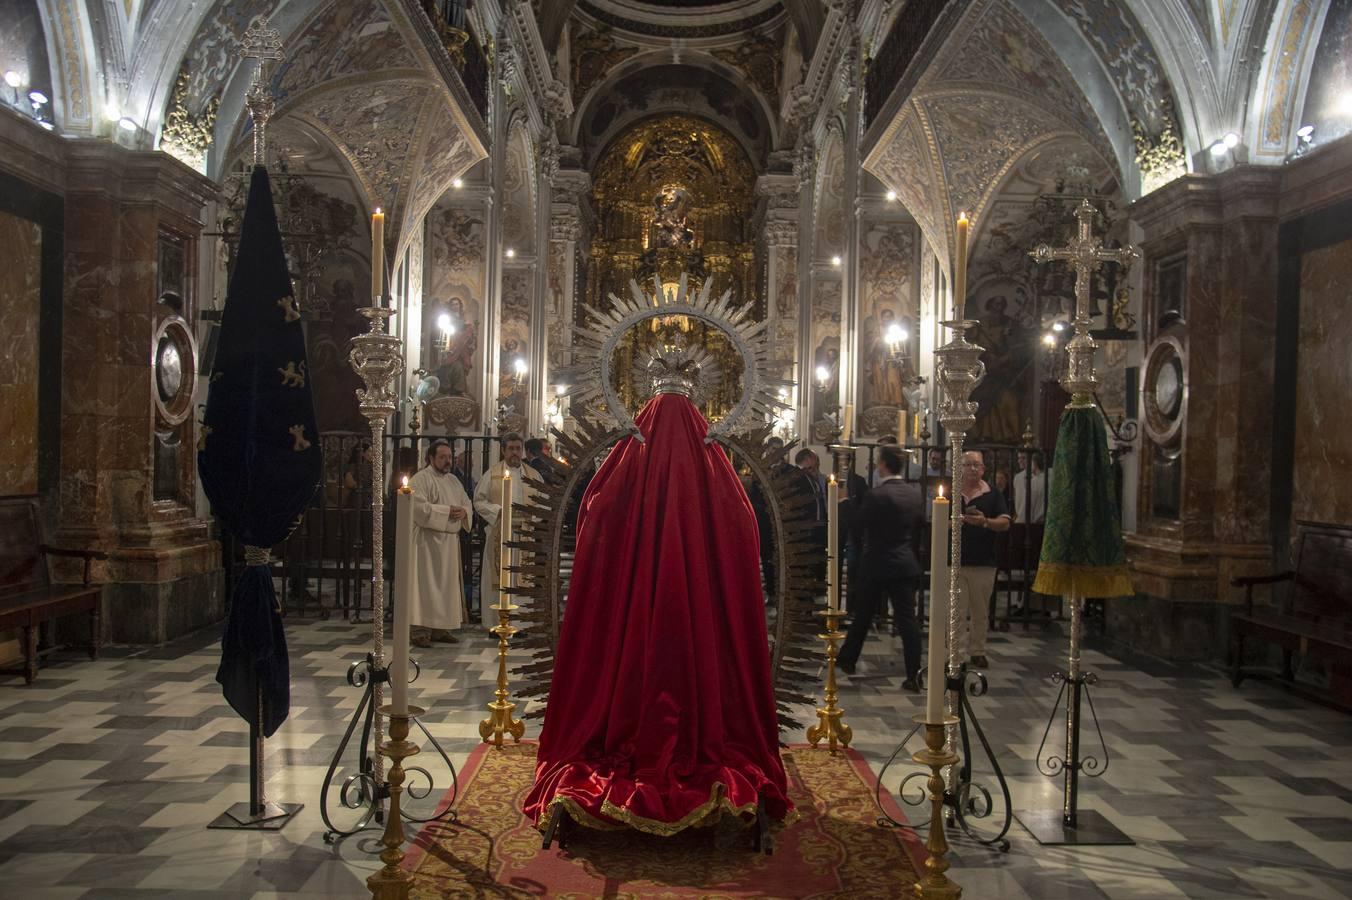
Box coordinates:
[409,439,474,646]
[473,432,542,626]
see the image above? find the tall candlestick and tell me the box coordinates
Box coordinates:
[841,404,854,443]
[827,473,840,611]
[391,477,413,715]
[499,469,513,601]
[371,208,385,299]
[954,212,969,320]
[926,486,951,724]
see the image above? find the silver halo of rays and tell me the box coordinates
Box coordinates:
[556,272,792,443]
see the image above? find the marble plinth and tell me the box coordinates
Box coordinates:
[101,568,225,644]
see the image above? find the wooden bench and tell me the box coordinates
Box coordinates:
[0,497,105,684]
[1231,520,1352,710]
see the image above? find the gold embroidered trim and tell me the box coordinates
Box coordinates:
[540,779,781,837]
[1032,563,1133,598]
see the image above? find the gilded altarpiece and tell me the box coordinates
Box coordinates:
[586,115,761,420]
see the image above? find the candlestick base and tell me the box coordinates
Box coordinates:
[912,715,962,899]
[366,706,423,900]
[479,602,525,747]
[806,608,852,752]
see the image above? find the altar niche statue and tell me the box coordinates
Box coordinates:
[652,184,696,250]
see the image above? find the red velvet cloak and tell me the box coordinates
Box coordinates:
[523,393,791,834]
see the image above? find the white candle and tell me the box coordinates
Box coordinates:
[954,212,969,320]
[371,208,385,300]
[841,403,854,443]
[897,409,906,444]
[391,477,413,715]
[926,485,951,724]
[499,469,513,604]
[827,473,840,611]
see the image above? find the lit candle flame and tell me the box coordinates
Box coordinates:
[938,484,945,499]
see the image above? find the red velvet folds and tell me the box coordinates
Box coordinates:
[524,393,791,833]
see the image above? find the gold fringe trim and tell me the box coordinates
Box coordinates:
[541,778,787,838]
[1033,563,1134,598]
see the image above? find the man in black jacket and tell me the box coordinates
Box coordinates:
[838,447,924,689]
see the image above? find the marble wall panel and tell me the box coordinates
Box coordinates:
[0,210,42,496]
[1292,236,1352,529]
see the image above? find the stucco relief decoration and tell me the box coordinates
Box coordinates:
[923,93,1058,223]
[407,102,475,227]
[183,0,277,115]
[161,61,219,171]
[711,31,781,100]
[938,0,1113,166]
[571,27,639,103]
[870,113,944,266]
[271,0,415,105]
[1132,96,1186,194]
[300,84,426,220]
[1262,0,1315,151]
[1053,0,1177,136]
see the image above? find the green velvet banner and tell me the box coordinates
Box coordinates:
[1032,405,1133,599]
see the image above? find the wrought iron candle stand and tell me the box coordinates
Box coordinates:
[875,319,1012,851]
[319,654,459,842]
[807,442,857,751]
[1014,198,1137,847]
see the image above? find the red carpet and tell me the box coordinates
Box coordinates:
[404,742,925,898]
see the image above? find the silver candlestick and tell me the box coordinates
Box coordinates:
[934,318,985,766]
[349,304,404,787]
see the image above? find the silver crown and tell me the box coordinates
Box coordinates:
[647,344,703,399]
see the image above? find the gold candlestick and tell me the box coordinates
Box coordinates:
[913,715,962,899]
[479,598,525,746]
[366,705,423,900]
[806,608,852,751]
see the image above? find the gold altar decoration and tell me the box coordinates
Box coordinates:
[366,705,422,900]
[588,115,759,423]
[480,472,525,747]
[806,608,852,752]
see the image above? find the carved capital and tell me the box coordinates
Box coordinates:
[550,211,581,242]
[764,218,798,248]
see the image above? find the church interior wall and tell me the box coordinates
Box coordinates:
[424,190,488,428]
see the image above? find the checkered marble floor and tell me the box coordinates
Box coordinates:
[1,615,1350,899]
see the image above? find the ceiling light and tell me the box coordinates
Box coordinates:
[830,255,842,268]
[1223,132,1240,149]
[117,116,137,132]
[4,71,21,88]
[451,177,463,189]
[885,189,897,202]
[505,247,515,258]
[28,89,47,105]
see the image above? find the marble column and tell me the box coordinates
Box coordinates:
[1120,168,1280,660]
[58,142,222,643]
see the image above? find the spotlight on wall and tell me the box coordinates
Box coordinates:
[1051,320,1066,332]
[1294,124,1316,158]
[28,89,47,105]
[1339,90,1352,116]
[1297,124,1315,140]
[117,116,137,133]
[830,254,842,268]
[555,383,568,396]
[1209,139,1230,158]
[505,247,516,259]
[451,177,463,189]
[4,71,22,88]
[38,120,53,131]
[885,189,897,202]
[1223,132,1240,149]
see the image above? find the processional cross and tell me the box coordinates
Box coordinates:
[1030,199,1139,401]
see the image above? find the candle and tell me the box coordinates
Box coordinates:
[913,412,920,440]
[499,469,513,604]
[371,208,385,299]
[897,409,906,444]
[391,477,414,715]
[842,403,854,443]
[954,212,969,320]
[926,485,951,724]
[827,473,840,611]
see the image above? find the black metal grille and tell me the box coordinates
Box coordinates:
[865,0,951,129]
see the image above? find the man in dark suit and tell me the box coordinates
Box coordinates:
[838,446,924,691]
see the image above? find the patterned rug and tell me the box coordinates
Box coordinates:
[404,742,925,898]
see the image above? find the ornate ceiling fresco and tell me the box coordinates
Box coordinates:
[864,0,1116,269]
[575,0,785,38]
[210,0,483,262]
